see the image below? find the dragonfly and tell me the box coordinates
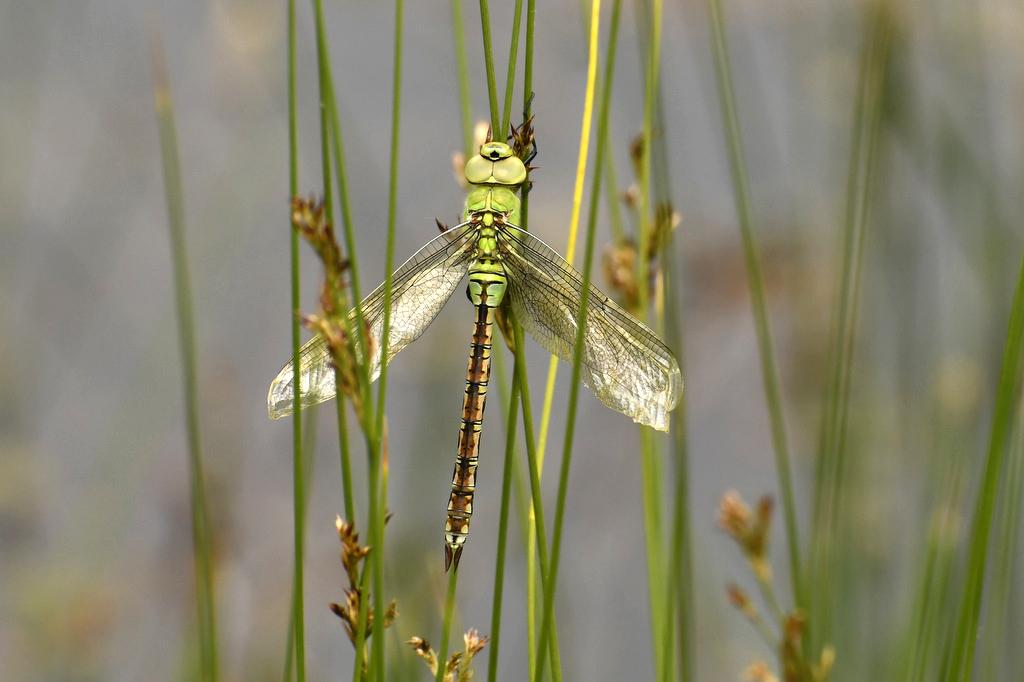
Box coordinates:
[268,139,682,571]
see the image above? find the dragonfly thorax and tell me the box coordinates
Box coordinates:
[465,185,521,226]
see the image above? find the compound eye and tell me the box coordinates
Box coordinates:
[491,157,527,186]
[464,154,492,184]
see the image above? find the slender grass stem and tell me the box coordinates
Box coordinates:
[436,568,460,682]
[633,2,677,679]
[523,0,535,127]
[368,2,404,677]
[487,349,521,681]
[282,409,319,682]
[512,321,562,682]
[499,0,524,138]
[310,0,372,410]
[808,2,890,653]
[662,173,693,682]
[149,29,218,682]
[308,3,386,679]
[535,0,601,495]
[704,0,802,605]
[978,406,1024,680]
[535,3,601,681]
[477,0,501,134]
[640,427,670,681]
[519,4,539,672]
[337,400,355,522]
[283,0,305,676]
[451,0,475,157]
[944,195,1024,682]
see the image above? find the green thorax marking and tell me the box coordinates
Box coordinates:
[463,141,527,227]
[462,142,527,308]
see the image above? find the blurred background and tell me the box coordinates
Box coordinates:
[2,0,1023,680]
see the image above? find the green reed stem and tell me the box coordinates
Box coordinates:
[368,2,404,676]
[944,214,1024,681]
[284,0,306,676]
[477,0,501,135]
[487,347,521,681]
[436,568,461,682]
[704,0,802,605]
[978,400,1024,680]
[808,3,890,653]
[451,0,475,157]
[640,427,671,682]
[523,0,535,128]
[499,0,524,139]
[282,409,319,682]
[149,28,218,682]
[535,1,608,677]
[634,2,676,679]
[511,320,562,682]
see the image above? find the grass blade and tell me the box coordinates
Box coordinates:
[807,2,891,652]
[704,0,802,607]
[148,26,218,682]
[944,221,1024,680]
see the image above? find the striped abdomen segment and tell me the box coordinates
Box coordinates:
[445,270,504,572]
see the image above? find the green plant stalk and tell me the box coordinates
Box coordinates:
[366,451,389,682]
[901,467,961,682]
[355,427,383,680]
[530,0,602,649]
[436,568,461,682]
[337,400,355,522]
[282,409,319,682]
[487,349,521,681]
[284,0,306,676]
[311,0,372,412]
[534,1,615,676]
[658,66,693,679]
[477,0,501,135]
[308,3,368,678]
[523,0,535,128]
[149,29,218,682]
[519,3,540,672]
[450,0,475,157]
[512,320,562,682]
[367,1,404,677]
[308,3,385,678]
[704,0,802,605]
[663,190,691,682]
[634,2,677,679]
[667,382,692,682]
[640,428,671,682]
[944,233,1024,681]
[374,0,403,494]
[534,54,605,682]
[979,407,1024,679]
[499,0,524,138]
[808,3,890,651]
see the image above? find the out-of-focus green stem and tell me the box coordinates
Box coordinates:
[704,0,802,606]
[149,27,219,682]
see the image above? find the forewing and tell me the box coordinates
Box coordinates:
[268,224,476,418]
[498,224,682,431]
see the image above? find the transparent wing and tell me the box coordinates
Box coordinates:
[268,223,477,418]
[497,224,682,431]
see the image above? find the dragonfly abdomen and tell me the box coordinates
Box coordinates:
[444,268,505,571]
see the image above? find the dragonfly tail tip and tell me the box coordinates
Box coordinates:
[444,545,463,573]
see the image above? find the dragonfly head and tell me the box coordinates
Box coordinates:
[465,142,527,188]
